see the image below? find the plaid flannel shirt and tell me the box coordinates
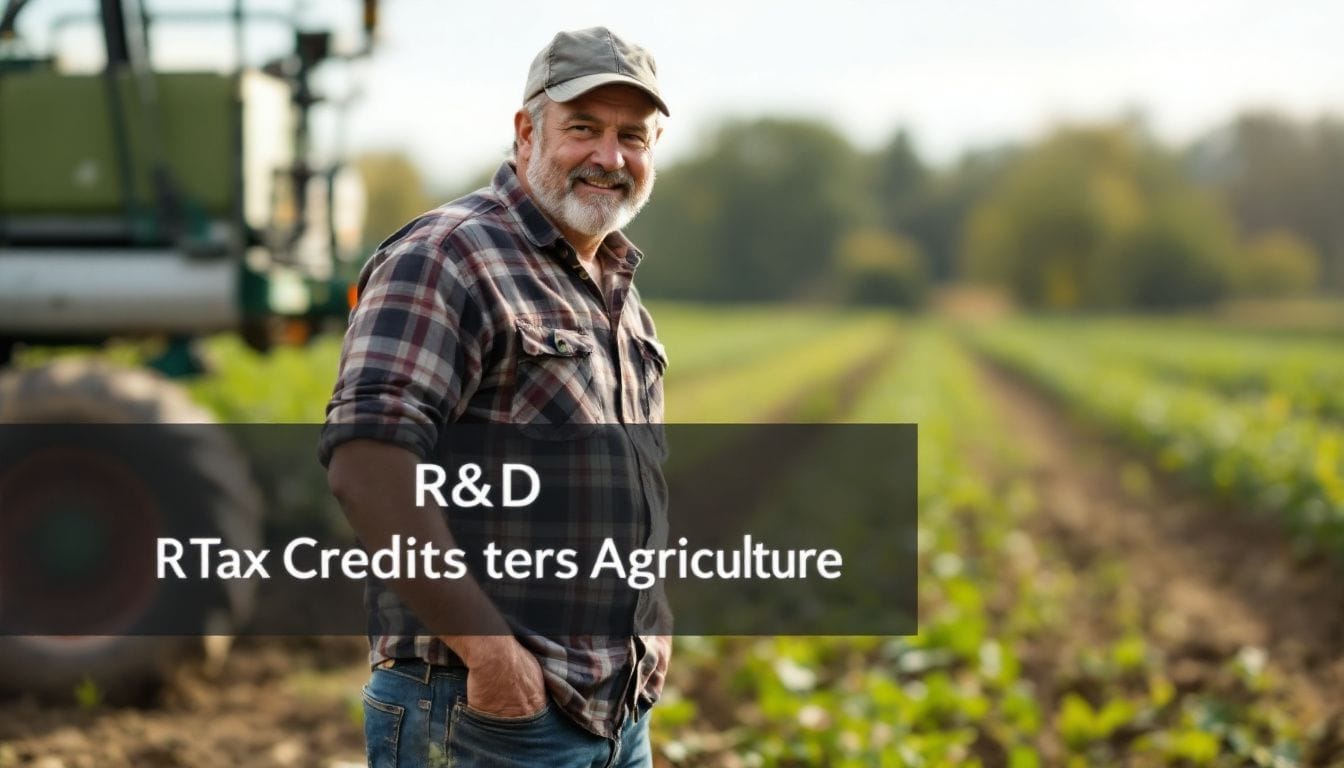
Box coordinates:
[320,162,670,739]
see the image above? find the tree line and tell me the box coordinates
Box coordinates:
[356,110,1344,310]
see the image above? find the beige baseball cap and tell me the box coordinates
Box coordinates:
[523,27,669,116]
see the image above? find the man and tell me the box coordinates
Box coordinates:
[321,27,670,768]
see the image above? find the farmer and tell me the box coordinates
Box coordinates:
[321,27,670,768]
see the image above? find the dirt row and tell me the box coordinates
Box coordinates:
[979,360,1344,763]
[0,638,369,768]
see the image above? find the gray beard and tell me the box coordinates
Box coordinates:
[525,149,654,238]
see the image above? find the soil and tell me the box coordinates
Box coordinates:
[979,360,1344,763]
[0,637,370,768]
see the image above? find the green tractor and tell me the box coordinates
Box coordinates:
[0,0,377,701]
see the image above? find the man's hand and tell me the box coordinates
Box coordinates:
[329,442,548,717]
[648,634,672,680]
[452,636,548,718]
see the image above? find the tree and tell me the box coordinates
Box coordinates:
[868,132,1014,284]
[354,151,433,254]
[835,229,928,308]
[963,124,1237,310]
[628,118,866,302]
[1236,230,1321,297]
[870,130,926,235]
[1106,190,1234,309]
[1187,112,1344,292]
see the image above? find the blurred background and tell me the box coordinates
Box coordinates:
[1,0,1342,765]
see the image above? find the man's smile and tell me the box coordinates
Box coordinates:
[573,177,628,196]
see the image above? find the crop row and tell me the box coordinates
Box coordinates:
[649,302,877,381]
[655,324,1068,765]
[180,311,1328,764]
[32,306,1326,765]
[993,319,1344,423]
[662,312,898,422]
[970,322,1344,559]
[656,319,1320,766]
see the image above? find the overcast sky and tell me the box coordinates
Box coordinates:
[337,0,1340,189]
[17,0,1344,189]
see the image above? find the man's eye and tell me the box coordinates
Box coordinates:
[621,134,647,147]
[568,125,596,136]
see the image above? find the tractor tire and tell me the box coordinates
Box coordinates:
[0,359,263,704]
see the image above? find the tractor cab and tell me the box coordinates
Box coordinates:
[0,0,378,365]
[0,0,381,704]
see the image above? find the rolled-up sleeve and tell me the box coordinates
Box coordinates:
[319,234,485,465]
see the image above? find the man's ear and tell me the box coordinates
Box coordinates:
[514,109,535,161]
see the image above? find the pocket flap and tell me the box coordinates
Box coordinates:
[638,335,668,372]
[516,321,593,358]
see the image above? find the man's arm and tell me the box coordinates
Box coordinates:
[327,438,546,717]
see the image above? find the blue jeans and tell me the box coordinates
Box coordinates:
[361,661,652,768]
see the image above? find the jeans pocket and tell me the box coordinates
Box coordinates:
[448,699,560,765]
[362,687,405,768]
[458,700,551,727]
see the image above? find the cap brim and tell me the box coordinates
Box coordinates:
[546,73,670,116]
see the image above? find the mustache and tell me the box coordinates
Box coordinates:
[569,165,634,191]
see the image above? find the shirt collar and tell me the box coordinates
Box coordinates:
[494,162,562,250]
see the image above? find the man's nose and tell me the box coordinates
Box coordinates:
[589,131,625,171]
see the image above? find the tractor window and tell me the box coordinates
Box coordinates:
[0,0,361,75]
[140,0,366,74]
[142,0,295,74]
[1,0,107,73]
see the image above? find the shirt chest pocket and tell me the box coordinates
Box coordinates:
[511,321,603,433]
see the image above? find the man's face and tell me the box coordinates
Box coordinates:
[518,85,661,239]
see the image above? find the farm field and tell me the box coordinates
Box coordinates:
[2,306,1342,766]
[970,319,1344,555]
